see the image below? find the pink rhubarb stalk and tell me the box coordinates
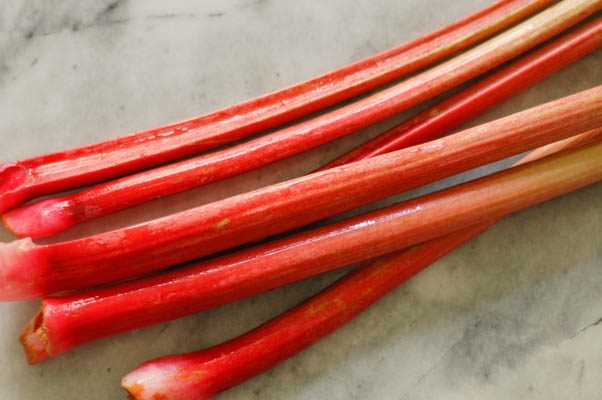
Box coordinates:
[0,0,554,213]
[121,131,602,400]
[2,0,597,237]
[318,15,602,170]
[1,85,602,301]
[22,129,602,366]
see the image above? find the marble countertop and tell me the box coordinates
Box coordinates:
[1,1,601,399]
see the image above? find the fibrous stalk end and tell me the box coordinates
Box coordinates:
[20,310,50,364]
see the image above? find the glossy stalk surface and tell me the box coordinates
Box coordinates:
[22,129,602,366]
[0,0,553,213]
[122,130,602,400]
[2,0,597,237]
[1,85,601,301]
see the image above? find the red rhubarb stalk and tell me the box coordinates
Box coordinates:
[1,0,596,237]
[11,17,602,242]
[22,129,602,366]
[0,0,553,213]
[121,130,602,400]
[318,15,602,170]
[1,85,601,301]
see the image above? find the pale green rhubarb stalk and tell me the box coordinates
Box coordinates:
[120,130,602,400]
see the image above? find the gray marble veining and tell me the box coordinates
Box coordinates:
[0,1,601,399]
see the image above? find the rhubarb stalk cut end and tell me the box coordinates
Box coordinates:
[0,163,30,214]
[3,198,75,239]
[20,310,50,364]
[0,238,49,301]
[122,361,205,400]
[123,357,216,400]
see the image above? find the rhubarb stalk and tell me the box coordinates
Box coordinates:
[1,85,601,301]
[318,15,602,170]
[0,0,553,213]
[121,130,602,400]
[2,0,598,237]
[22,129,602,366]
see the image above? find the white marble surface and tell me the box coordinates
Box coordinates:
[0,1,601,399]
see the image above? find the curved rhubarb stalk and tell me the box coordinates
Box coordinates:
[2,0,596,237]
[0,0,553,214]
[120,131,602,400]
[1,85,602,301]
[318,15,602,170]
[22,129,602,366]
[119,234,485,400]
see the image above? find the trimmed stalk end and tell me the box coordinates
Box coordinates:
[20,310,50,364]
[3,198,74,239]
[122,363,180,400]
[123,360,212,400]
[0,238,49,301]
[0,163,30,213]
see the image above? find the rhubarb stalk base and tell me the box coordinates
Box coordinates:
[0,239,48,301]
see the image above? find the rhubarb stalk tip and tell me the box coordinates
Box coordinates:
[122,361,200,400]
[0,238,48,301]
[0,163,30,214]
[3,198,74,239]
